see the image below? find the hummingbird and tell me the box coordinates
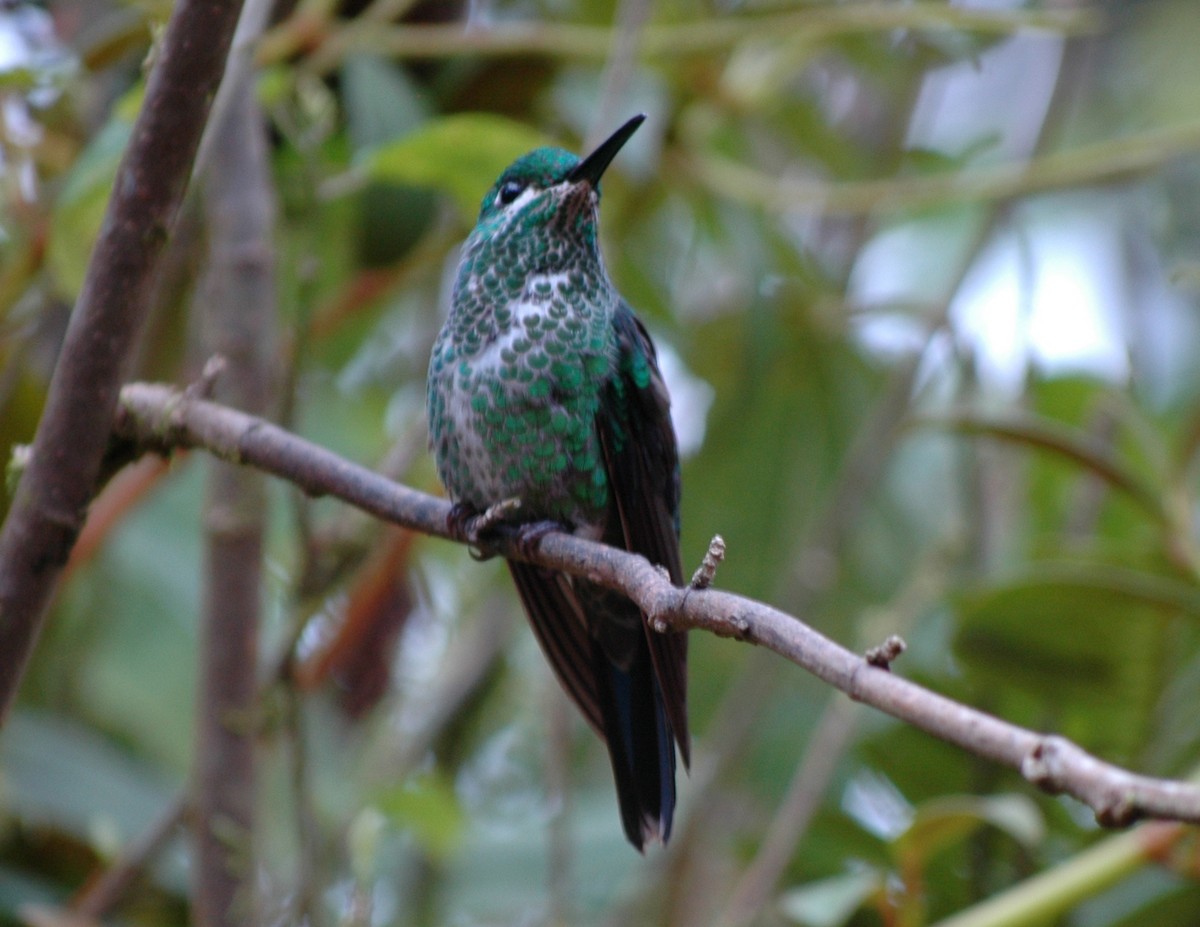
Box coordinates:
[426,114,688,850]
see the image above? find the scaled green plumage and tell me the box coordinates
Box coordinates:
[426,115,689,850]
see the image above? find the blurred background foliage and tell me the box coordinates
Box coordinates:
[3,0,1200,924]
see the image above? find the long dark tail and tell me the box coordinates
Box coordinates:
[594,635,677,849]
[507,561,679,849]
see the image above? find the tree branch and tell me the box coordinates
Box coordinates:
[677,117,1200,216]
[191,14,277,923]
[0,0,246,722]
[111,381,1200,829]
[281,3,1100,73]
[72,794,190,920]
[929,821,1189,927]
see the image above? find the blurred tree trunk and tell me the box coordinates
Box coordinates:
[192,57,279,927]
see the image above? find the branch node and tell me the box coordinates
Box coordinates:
[1021,735,1065,793]
[1025,737,1144,827]
[722,612,752,641]
[187,354,228,400]
[646,586,681,635]
[690,533,726,589]
[1096,793,1139,828]
[138,386,191,449]
[864,634,907,670]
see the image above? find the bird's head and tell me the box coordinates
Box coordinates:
[468,114,646,251]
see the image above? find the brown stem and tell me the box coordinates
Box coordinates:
[0,0,247,723]
[72,794,190,919]
[112,383,1200,828]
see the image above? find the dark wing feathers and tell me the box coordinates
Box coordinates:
[596,303,690,766]
[505,302,689,848]
[507,561,604,734]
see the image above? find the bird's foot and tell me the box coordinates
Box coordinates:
[446,502,481,543]
[446,498,524,560]
[512,519,564,560]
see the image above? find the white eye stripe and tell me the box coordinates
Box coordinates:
[495,185,540,213]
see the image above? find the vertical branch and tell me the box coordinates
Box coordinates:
[192,45,278,927]
[586,0,651,150]
[0,0,246,723]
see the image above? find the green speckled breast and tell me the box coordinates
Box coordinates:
[427,175,619,527]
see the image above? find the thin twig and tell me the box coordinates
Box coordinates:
[289,3,1100,72]
[677,118,1200,216]
[586,0,651,153]
[689,535,725,590]
[72,794,190,919]
[864,635,907,669]
[112,383,1200,828]
[281,680,325,927]
[919,409,1165,521]
[929,821,1189,927]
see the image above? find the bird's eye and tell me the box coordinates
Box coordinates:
[497,180,525,206]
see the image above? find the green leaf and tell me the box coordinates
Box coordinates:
[982,564,1200,621]
[46,115,132,299]
[0,67,40,93]
[918,408,1164,521]
[777,869,883,927]
[953,576,1169,758]
[342,54,431,152]
[363,113,549,222]
[894,794,1043,867]
[27,462,203,771]
[374,771,464,860]
[0,709,176,847]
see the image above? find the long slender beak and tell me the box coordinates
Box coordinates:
[567,114,646,188]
